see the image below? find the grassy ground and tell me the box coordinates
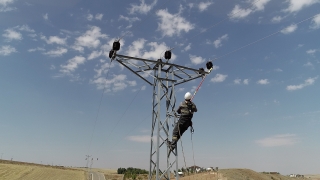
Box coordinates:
[0,160,86,180]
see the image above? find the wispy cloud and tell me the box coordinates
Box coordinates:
[228,0,271,19]
[310,14,320,29]
[189,54,205,65]
[284,0,320,13]
[213,34,228,48]
[274,68,283,72]
[281,24,298,34]
[211,74,228,83]
[0,45,17,56]
[41,35,67,45]
[73,26,108,52]
[60,56,86,74]
[43,13,48,20]
[0,0,16,12]
[128,0,157,14]
[257,79,269,85]
[87,14,93,21]
[271,16,283,23]
[255,134,300,147]
[306,49,317,55]
[286,76,318,91]
[234,78,249,85]
[156,9,194,37]
[28,47,45,52]
[90,74,137,92]
[2,28,22,41]
[198,2,212,12]
[95,13,103,20]
[43,47,68,57]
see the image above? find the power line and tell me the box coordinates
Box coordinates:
[86,62,113,155]
[214,13,320,61]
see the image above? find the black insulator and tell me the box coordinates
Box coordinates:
[198,68,205,75]
[164,51,171,60]
[109,50,114,58]
[113,41,120,51]
[206,61,213,70]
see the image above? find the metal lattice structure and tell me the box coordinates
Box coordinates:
[109,42,208,180]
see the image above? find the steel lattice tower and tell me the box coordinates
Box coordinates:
[109,42,208,180]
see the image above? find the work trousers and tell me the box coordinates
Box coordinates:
[172,116,192,143]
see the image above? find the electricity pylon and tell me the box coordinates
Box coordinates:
[109,41,212,180]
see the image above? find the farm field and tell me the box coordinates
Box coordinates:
[0,160,86,180]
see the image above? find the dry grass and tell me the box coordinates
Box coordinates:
[0,160,86,180]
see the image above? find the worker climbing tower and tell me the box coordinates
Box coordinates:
[109,41,213,180]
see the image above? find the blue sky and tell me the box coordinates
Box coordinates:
[1,0,320,175]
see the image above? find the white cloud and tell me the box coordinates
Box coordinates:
[95,13,103,20]
[128,0,157,14]
[142,42,176,60]
[234,78,241,84]
[257,79,269,85]
[43,13,48,20]
[94,62,114,78]
[228,5,252,19]
[189,54,205,65]
[310,14,320,29]
[43,47,68,57]
[119,15,140,28]
[60,56,86,74]
[234,78,249,85]
[127,135,150,143]
[284,0,320,13]
[0,0,15,6]
[229,0,271,19]
[303,62,314,68]
[183,43,191,51]
[274,68,283,72]
[88,50,102,60]
[87,14,93,21]
[90,74,136,92]
[213,34,228,48]
[126,38,146,57]
[286,76,318,91]
[2,29,22,41]
[255,134,299,147]
[271,16,283,23]
[41,35,67,45]
[73,26,108,52]
[254,0,271,11]
[16,25,35,33]
[306,49,317,54]
[198,2,212,12]
[0,45,16,56]
[211,74,228,83]
[0,0,15,12]
[156,9,194,37]
[28,47,45,52]
[281,24,297,34]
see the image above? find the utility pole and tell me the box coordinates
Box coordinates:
[109,41,213,180]
[85,155,92,180]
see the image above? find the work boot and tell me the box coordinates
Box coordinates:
[169,140,177,151]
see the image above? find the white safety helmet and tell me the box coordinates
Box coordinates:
[184,92,192,100]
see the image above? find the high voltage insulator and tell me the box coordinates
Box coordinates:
[198,68,205,75]
[206,61,213,70]
[164,50,171,60]
[109,50,115,59]
[113,41,121,51]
